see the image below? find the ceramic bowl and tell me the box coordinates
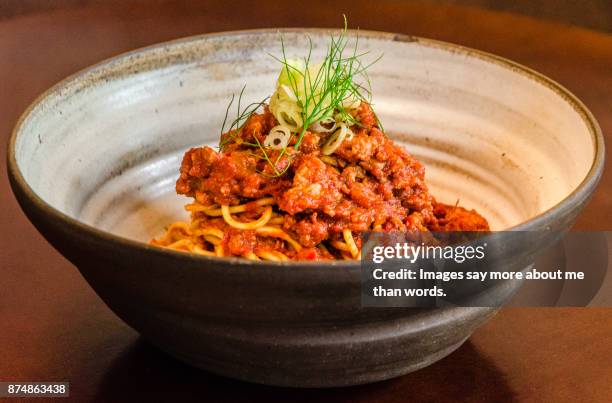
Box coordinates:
[7,29,604,387]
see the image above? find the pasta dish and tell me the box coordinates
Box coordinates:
[151,25,489,261]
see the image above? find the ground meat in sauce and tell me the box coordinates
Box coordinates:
[277,155,343,215]
[430,203,490,232]
[175,103,489,259]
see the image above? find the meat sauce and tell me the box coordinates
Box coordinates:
[176,103,489,260]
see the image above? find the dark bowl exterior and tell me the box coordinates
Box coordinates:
[7,161,601,387]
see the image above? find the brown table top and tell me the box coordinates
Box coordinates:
[1,1,610,402]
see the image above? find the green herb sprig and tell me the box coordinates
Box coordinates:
[272,16,382,150]
[218,85,269,149]
[217,17,382,176]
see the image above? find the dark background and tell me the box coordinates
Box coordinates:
[1,0,612,32]
[1,1,610,402]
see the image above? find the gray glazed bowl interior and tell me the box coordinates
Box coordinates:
[11,31,602,237]
[7,30,604,387]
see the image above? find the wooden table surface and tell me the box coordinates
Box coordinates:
[1,1,610,401]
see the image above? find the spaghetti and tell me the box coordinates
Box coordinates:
[151,197,356,260]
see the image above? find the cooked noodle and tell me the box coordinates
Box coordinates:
[152,198,363,261]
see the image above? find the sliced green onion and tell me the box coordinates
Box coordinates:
[322,123,353,155]
[341,94,361,110]
[309,117,337,133]
[264,125,292,149]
